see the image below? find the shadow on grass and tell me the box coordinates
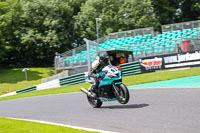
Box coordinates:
[0,69,44,83]
[101,104,149,109]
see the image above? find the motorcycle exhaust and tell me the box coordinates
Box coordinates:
[80,88,98,99]
[80,88,93,97]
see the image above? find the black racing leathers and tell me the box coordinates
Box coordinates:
[88,63,105,91]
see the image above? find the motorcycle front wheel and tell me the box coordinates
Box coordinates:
[87,91,102,108]
[115,83,130,104]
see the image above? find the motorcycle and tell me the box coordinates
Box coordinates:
[81,65,130,108]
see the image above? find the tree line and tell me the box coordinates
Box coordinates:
[0,0,199,67]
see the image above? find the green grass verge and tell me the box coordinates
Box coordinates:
[0,117,98,133]
[1,67,200,102]
[0,68,51,95]
[123,67,200,86]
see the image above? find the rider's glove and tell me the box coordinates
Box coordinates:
[100,71,107,80]
[94,74,100,79]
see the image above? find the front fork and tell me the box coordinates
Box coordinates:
[112,83,120,96]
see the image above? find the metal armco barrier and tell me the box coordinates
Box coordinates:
[120,61,142,76]
[36,79,60,90]
[59,73,85,86]
[16,86,37,94]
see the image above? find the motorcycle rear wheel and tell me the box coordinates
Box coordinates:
[87,91,102,108]
[116,83,129,104]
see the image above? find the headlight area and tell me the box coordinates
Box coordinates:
[107,74,118,78]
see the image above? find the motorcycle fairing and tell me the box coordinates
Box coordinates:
[98,70,122,87]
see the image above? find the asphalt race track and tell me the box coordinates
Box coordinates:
[0,87,200,133]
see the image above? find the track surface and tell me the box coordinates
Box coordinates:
[0,88,200,133]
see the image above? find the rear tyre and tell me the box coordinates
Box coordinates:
[116,83,129,104]
[87,91,102,108]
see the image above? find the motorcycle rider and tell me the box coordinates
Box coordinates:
[88,52,110,95]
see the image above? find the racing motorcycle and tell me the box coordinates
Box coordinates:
[81,65,130,108]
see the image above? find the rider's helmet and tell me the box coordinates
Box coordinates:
[99,52,109,65]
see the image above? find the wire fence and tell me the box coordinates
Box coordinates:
[162,20,200,32]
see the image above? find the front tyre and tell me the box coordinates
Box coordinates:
[116,83,130,104]
[87,91,102,108]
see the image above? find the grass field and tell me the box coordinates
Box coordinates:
[1,67,200,102]
[0,68,52,95]
[123,67,200,85]
[0,117,98,133]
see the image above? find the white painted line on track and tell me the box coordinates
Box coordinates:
[6,117,118,133]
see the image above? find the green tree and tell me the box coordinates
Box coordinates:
[0,1,9,57]
[64,0,86,47]
[117,0,159,31]
[151,0,178,25]
[0,0,21,67]
[151,0,200,25]
[14,0,73,66]
[180,0,200,21]
[74,0,159,42]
